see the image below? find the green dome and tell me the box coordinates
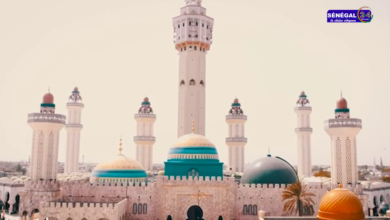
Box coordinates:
[241,154,298,185]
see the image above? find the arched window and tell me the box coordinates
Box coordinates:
[380,195,384,203]
[248,205,252,215]
[253,205,258,215]
[194,46,197,50]
[200,80,204,86]
[243,205,247,215]
[189,79,195,85]
[143,203,147,214]
[138,203,142,214]
[132,203,137,214]
[180,80,185,86]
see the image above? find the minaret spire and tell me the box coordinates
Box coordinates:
[324,95,362,186]
[226,98,247,173]
[64,87,84,174]
[134,97,156,172]
[119,136,123,155]
[295,91,313,177]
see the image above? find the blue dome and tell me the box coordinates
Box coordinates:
[90,154,147,183]
[241,154,298,185]
[167,133,219,162]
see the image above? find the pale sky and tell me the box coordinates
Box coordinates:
[0,0,389,167]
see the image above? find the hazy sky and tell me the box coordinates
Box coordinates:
[1,0,389,167]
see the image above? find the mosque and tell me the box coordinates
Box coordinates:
[1,0,390,219]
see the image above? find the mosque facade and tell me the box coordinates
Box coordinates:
[1,0,390,220]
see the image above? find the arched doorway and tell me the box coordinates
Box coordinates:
[218,216,223,220]
[5,192,10,213]
[12,194,19,214]
[187,205,203,220]
[167,216,172,220]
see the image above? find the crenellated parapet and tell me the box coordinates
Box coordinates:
[159,176,235,186]
[39,198,127,220]
[42,201,119,208]
[24,180,61,191]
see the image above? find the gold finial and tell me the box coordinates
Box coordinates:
[192,120,195,133]
[119,136,123,154]
[339,183,342,188]
[48,86,50,93]
[340,89,343,97]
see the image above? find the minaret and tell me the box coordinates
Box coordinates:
[134,97,156,171]
[324,95,362,186]
[174,0,214,137]
[27,91,66,180]
[294,91,313,177]
[64,87,84,174]
[226,98,247,173]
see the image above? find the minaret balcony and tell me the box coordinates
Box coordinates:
[294,106,312,111]
[135,114,156,119]
[295,128,313,132]
[27,113,66,124]
[226,137,247,143]
[226,115,247,120]
[324,118,362,129]
[134,136,156,142]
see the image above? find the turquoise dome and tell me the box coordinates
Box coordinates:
[164,133,223,179]
[167,133,219,162]
[241,154,298,185]
[90,154,147,183]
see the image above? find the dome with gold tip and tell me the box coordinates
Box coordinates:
[90,139,147,184]
[167,122,219,161]
[164,121,223,179]
[317,184,364,220]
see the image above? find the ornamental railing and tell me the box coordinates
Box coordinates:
[294,106,312,111]
[226,137,247,143]
[27,113,66,124]
[134,136,156,142]
[324,118,362,129]
[134,114,156,119]
[226,115,247,120]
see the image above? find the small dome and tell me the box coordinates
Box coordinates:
[241,155,298,185]
[90,154,147,183]
[317,185,364,220]
[74,87,78,91]
[234,98,239,103]
[42,93,54,103]
[301,91,306,96]
[336,97,348,109]
[144,97,149,102]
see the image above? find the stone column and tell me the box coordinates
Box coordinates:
[386,210,390,217]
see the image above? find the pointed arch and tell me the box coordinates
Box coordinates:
[189,79,195,85]
[200,80,204,86]
[180,80,185,86]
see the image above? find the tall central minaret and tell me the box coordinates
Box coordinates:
[294,91,313,177]
[174,0,214,137]
[324,96,362,186]
[65,87,84,174]
[28,92,66,180]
